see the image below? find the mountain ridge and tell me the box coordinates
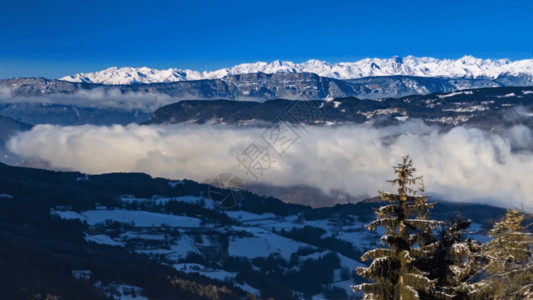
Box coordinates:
[143,86,533,130]
[0,73,514,102]
[60,55,533,85]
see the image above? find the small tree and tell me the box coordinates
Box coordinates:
[474,209,533,299]
[353,156,441,299]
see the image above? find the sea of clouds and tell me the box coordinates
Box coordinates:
[7,120,533,210]
[0,86,188,112]
[0,84,283,113]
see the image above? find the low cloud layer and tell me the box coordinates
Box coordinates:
[0,86,274,113]
[7,121,533,210]
[0,88,185,112]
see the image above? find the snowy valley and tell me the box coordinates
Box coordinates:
[0,161,504,299]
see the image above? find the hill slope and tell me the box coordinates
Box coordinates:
[144,86,533,129]
[0,163,507,299]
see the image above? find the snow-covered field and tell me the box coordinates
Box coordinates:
[52,192,488,300]
[228,227,308,260]
[52,209,204,227]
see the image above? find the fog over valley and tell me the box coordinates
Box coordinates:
[3,2,533,298]
[7,121,533,210]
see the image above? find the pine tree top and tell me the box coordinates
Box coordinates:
[385,155,425,202]
[354,156,442,300]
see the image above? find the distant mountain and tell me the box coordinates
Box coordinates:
[144,86,533,130]
[0,73,515,103]
[2,78,532,129]
[60,56,533,85]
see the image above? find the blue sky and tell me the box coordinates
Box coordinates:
[1,0,532,79]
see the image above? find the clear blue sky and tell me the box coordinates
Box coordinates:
[1,0,532,79]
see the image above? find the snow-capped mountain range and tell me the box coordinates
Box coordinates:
[61,55,533,85]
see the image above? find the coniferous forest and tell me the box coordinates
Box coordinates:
[354,156,533,300]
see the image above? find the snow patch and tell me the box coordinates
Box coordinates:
[52,209,203,228]
[168,180,185,187]
[228,228,308,260]
[437,91,474,98]
[174,263,237,281]
[85,234,125,246]
[225,211,277,222]
[496,93,516,98]
[395,116,408,122]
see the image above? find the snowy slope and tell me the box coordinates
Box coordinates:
[60,56,533,84]
[51,209,203,227]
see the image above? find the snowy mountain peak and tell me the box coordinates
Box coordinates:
[60,56,533,85]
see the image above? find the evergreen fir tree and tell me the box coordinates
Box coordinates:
[353,156,441,300]
[429,213,481,299]
[474,209,533,299]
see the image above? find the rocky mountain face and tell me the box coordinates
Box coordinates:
[0,72,520,101]
[0,77,94,96]
[59,56,533,85]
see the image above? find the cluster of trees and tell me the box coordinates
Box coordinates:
[354,156,533,300]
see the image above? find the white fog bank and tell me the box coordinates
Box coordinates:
[7,122,533,210]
